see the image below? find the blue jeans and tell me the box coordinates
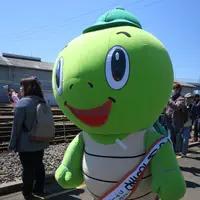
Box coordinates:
[167,122,182,152]
[180,127,191,155]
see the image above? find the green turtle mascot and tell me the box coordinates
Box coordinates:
[52,7,186,200]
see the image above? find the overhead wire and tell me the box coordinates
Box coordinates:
[11,0,165,43]
[12,0,146,39]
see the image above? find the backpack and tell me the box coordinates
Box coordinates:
[28,98,55,142]
[190,104,197,120]
[153,120,168,137]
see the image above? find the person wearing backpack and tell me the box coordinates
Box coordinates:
[178,93,193,158]
[9,77,54,200]
[165,82,185,152]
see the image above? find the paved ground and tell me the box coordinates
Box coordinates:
[177,145,200,200]
[0,144,200,200]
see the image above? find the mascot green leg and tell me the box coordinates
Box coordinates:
[145,131,186,200]
[55,133,84,188]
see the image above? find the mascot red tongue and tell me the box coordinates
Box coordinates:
[66,99,113,127]
[53,6,186,200]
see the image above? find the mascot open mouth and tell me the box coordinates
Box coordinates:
[64,98,114,127]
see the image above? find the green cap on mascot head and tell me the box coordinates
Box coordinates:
[52,7,174,137]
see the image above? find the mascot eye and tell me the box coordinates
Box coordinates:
[105,46,130,90]
[55,57,63,95]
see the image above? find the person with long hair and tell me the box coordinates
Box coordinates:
[9,77,49,200]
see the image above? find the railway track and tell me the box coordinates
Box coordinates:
[0,104,81,152]
[0,134,80,151]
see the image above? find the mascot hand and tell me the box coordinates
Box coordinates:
[55,164,83,189]
[151,169,186,200]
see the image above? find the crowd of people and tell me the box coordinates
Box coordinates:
[159,82,200,158]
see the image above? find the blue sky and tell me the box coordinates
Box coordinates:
[0,0,199,80]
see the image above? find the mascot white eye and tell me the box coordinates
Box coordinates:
[55,57,63,95]
[105,46,130,90]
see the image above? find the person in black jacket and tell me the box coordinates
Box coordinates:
[191,94,200,142]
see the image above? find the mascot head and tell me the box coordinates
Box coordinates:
[52,7,174,135]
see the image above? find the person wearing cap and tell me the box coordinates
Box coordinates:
[178,93,193,158]
[165,82,185,152]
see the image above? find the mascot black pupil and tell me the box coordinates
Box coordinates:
[56,61,61,88]
[111,49,126,81]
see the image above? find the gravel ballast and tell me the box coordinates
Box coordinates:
[0,143,68,185]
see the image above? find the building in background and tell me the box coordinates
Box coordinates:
[177,78,200,95]
[174,80,196,95]
[0,53,198,105]
[0,53,56,105]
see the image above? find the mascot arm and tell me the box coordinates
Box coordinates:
[144,131,186,200]
[55,132,84,189]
